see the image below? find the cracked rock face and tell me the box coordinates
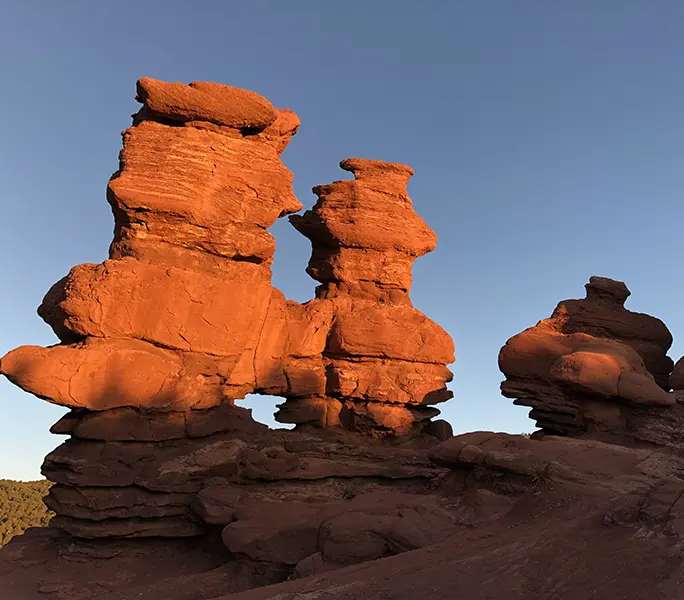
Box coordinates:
[499,276,677,442]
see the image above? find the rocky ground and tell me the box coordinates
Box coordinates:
[4,433,684,599]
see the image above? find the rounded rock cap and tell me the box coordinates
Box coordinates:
[136,77,278,130]
[340,158,414,185]
[585,276,631,305]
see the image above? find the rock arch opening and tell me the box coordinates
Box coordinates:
[236,395,293,430]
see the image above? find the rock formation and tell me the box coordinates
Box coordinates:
[0,78,454,550]
[278,158,455,434]
[5,77,684,600]
[1,79,453,437]
[499,276,682,444]
[3,77,303,411]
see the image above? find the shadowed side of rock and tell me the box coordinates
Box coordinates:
[5,431,684,599]
[498,276,684,447]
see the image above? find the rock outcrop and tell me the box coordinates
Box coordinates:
[0,78,455,546]
[499,276,682,444]
[5,431,684,599]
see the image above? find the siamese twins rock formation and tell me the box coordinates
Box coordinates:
[8,78,684,600]
[0,78,455,542]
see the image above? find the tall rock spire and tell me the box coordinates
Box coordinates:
[279,158,455,435]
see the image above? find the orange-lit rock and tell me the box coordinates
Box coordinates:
[279,158,455,434]
[0,78,456,545]
[136,77,278,129]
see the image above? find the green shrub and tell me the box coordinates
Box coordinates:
[0,479,54,547]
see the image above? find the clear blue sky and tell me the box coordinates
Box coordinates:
[2,1,684,480]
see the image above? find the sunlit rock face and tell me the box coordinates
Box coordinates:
[0,77,455,540]
[499,276,684,444]
[3,78,304,411]
[280,158,455,435]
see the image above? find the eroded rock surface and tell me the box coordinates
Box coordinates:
[0,77,455,550]
[279,158,455,435]
[5,432,684,599]
[499,276,684,446]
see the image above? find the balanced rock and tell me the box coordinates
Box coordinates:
[135,78,279,129]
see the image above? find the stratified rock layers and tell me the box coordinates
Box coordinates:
[280,158,455,435]
[0,78,456,541]
[499,276,678,443]
[3,78,304,410]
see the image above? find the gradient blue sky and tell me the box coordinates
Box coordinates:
[2,1,684,480]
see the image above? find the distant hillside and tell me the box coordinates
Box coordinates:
[0,480,53,547]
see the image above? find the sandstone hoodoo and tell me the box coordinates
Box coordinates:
[1,80,453,437]
[0,78,456,549]
[3,78,304,411]
[499,276,680,444]
[279,157,455,435]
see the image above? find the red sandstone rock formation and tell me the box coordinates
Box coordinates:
[278,158,455,435]
[1,81,453,436]
[4,78,684,600]
[0,78,455,545]
[2,78,303,411]
[499,276,678,442]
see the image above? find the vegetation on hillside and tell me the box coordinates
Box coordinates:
[0,479,53,547]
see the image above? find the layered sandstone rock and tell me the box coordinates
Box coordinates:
[280,158,455,435]
[2,78,304,410]
[42,403,453,540]
[0,78,456,545]
[5,431,684,599]
[1,85,453,435]
[499,276,677,442]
